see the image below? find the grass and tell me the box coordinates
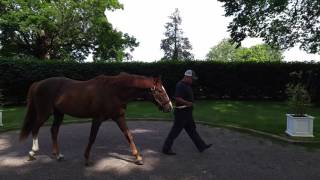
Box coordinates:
[194,101,320,140]
[1,100,320,142]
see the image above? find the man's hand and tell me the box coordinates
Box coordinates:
[176,97,193,107]
[185,101,193,107]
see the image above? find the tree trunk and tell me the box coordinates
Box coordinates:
[35,30,51,60]
[173,23,178,60]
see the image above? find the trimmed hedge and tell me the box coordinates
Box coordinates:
[1,58,320,104]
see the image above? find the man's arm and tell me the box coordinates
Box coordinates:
[175,97,193,107]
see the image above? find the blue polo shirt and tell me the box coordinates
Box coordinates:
[175,81,194,107]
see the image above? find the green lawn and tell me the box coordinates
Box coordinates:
[1,100,320,141]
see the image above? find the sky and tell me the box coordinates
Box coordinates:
[105,0,320,62]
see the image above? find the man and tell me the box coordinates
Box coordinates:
[162,69,212,155]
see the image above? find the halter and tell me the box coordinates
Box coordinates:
[150,86,171,107]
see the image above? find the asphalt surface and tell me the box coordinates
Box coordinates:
[0,121,320,180]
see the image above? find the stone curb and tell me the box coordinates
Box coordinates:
[1,118,319,145]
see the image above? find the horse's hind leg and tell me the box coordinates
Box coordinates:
[28,135,39,161]
[51,110,64,161]
[84,119,102,166]
[28,113,50,161]
[115,116,143,165]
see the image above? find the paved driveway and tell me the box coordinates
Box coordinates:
[0,121,320,180]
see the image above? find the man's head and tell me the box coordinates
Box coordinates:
[183,69,198,84]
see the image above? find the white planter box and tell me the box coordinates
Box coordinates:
[286,114,314,137]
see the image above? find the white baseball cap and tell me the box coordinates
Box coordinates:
[184,69,198,80]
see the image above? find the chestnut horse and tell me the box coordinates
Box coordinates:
[20,73,173,165]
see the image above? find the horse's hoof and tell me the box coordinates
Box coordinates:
[28,155,36,161]
[56,154,64,161]
[135,160,144,165]
[28,151,36,161]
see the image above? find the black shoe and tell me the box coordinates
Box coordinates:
[162,149,176,155]
[199,144,212,153]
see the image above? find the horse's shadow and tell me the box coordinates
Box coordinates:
[107,152,136,164]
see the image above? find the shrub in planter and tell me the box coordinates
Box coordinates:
[285,72,314,137]
[286,83,311,117]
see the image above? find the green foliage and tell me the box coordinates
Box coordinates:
[206,39,238,61]
[160,8,193,61]
[1,58,320,104]
[206,39,283,62]
[0,0,138,62]
[218,0,320,54]
[235,44,283,62]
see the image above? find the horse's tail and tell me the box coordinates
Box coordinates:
[20,83,37,141]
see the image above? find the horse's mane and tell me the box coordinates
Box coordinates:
[95,73,153,89]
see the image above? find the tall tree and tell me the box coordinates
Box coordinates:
[218,0,320,54]
[160,8,193,61]
[206,39,283,62]
[0,0,138,62]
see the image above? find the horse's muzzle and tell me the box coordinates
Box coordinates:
[162,101,173,112]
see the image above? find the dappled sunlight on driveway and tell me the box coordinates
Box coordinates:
[131,128,154,134]
[88,149,160,175]
[0,156,28,167]
[0,136,11,151]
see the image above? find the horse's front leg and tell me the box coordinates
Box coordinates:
[115,115,143,165]
[51,110,64,161]
[84,119,102,166]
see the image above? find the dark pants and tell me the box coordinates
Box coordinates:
[162,108,207,152]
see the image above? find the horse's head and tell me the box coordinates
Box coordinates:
[150,77,173,112]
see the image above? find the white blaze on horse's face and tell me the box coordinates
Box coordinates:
[161,85,173,112]
[151,83,173,112]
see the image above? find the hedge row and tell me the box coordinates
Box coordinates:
[1,58,320,104]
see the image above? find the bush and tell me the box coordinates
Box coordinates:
[286,83,311,116]
[1,58,320,104]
